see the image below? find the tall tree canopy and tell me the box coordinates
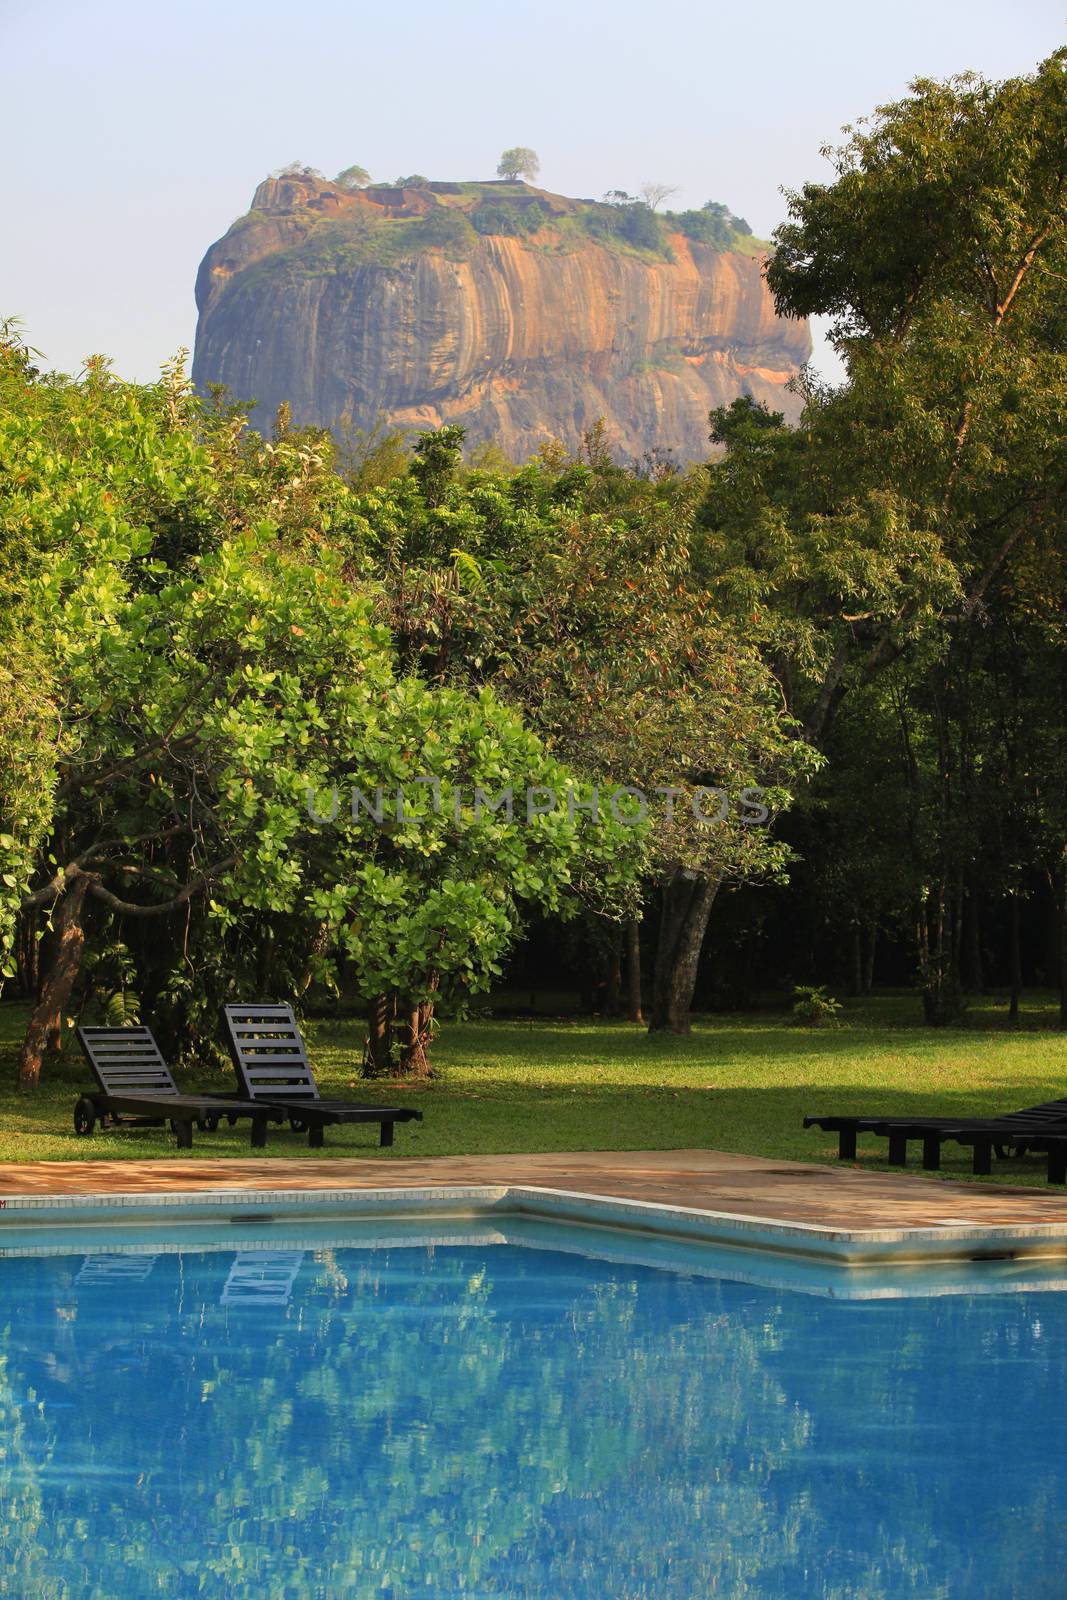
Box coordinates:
[700,51,1067,1021]
[0,347,640,1082]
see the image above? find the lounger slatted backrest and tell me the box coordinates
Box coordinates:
[222,1004,321,1103]
[76,1026,178,1097]
[1003,1099,1067,1126]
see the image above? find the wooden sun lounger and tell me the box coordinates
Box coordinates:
[75,1025,271,1149]
[804,1098,1067,1179]
[221,1003,423,1149]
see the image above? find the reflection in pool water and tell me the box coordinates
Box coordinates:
[1,1222,1065,1598]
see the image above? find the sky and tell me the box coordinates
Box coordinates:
[2,0,1063,385]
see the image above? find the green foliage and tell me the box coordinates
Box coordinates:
[335,164,372,190]
[470,202,542,237]
[496,147,540,182]
[231,207,479,290]
[99,987,142,1026]
[584,199,665,254]
[217,175,753,308]
[273,161,325,181]
[768,51,1067,346]
[0,356,640,1072]
[359,425,817,896]
[790,984,842,1026]
[410,423,466,505]
[333,413,412,491]
[409,205,477,254]
[666,201,757,250]
[699,393,962,698]
[703,52,1067,1021]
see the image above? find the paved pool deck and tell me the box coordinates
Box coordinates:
[2,1148,1067,1232]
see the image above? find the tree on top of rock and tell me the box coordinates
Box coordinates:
[273,161,325,180]
[497,147,540,182]
[640,181,679,211]
[336,165,372,190]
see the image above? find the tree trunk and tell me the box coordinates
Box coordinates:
[648,870,720,1034]
[963,884,984,994]
[849,927,862,997]
[1008,887,1022,1024]
[604,929,623,1017]
[18,875,90,1090]
[397,999,435,1077]
[1059,853,1067,1032]
[917,881,963,1026]
[364,992,393,1077]
[397,971,439,1077]
[861,923,877,996]
[15,908,39,999]
[951,869,965,995]
[626,917,644,1025]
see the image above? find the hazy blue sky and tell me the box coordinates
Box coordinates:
[3,0,1063,383]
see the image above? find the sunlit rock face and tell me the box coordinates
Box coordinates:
[193,174,811,462]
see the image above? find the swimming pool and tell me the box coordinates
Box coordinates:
[1,1214,1064,1598]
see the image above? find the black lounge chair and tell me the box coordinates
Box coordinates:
[804,1097,1067,1178]
[221,1002,423,1149]
[75,1025,271,1149]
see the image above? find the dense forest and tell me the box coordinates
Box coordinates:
[2,51,1065,1087]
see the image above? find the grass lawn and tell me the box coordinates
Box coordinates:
[1,992,1065,1183]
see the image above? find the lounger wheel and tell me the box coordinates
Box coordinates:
[200,1114,220,1132]
[73,1097,96,1137]
[289,1116,309,1134]
[227,1114,238,1127]
[994,1144,1027,1160]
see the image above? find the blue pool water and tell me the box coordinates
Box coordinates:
[1,1219,1065,1598]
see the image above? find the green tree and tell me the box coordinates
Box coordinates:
[354,426,816,1034]
[496,146,540,182]
[0,355,639,1083]
[335,164,372,189]
[702,51,1067,1021]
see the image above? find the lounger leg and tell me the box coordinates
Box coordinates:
[308,1124,325,1149]
[887,1132,908,1167]
[1047,1148,1067,1185]
[838,1128,856,1161]
[250,1114,268,1150]
[380,1121,395,1148]
[174,1119,193,1150]
[922,1136,941,1171]
[972,1140,992,1176]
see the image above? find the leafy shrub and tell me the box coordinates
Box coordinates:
[790,984,842,1026]
[583,201,665,254]
[410,208,477,255]
[666,201,753,250]
[470,203,541,237]
[99,989,142,1027]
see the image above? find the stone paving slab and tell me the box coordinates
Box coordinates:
[2,1149,1067,1233]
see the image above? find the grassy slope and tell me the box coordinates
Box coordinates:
[0,995,1064,1182]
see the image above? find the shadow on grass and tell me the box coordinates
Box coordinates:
[1,998,1065,1185]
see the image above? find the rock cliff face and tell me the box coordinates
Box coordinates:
[193,174,811,461]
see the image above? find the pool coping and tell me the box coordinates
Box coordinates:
[5,1180,1067,1267]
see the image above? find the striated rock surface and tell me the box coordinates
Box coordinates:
[193,174,811,461]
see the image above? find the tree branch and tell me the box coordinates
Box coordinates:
[85,857,236,917]
[20,855,235,916]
